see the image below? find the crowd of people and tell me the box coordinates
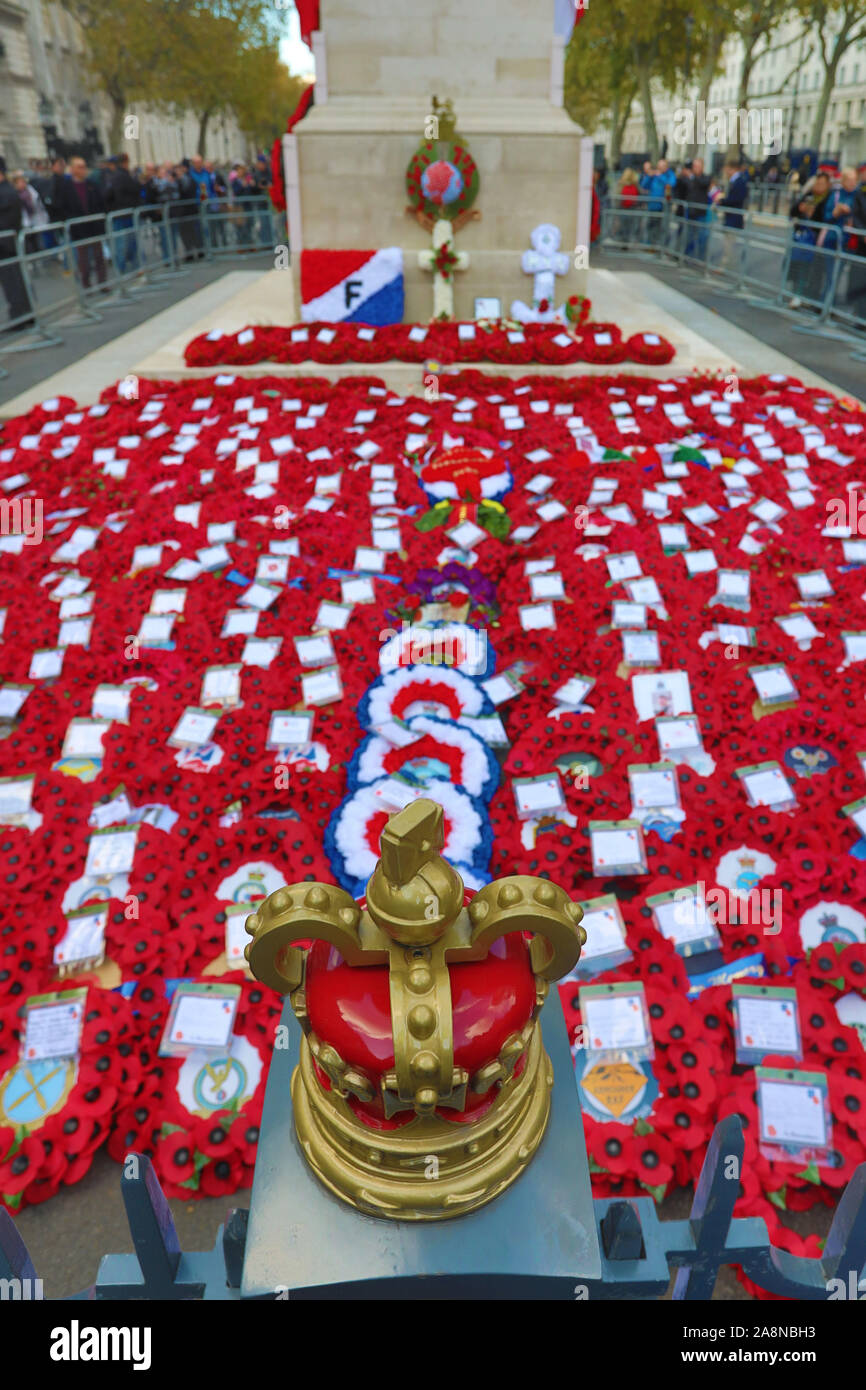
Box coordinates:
[0,150,275,330]
[603,155,866,321]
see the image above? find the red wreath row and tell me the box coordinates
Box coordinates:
[183,318,676,369]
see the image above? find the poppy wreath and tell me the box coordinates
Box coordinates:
[405,140,480,222]
[388,562,500,627]
[0,348,865,1258]
[347,715,500,802]
[110,977,272,1201]
[182,321,675,370]
[564,294,592,329]
[0,984,144,1212]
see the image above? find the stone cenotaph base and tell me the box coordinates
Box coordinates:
[283,0,593,323]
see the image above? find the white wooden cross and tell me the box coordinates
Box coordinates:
[511,223,570,323]
[418,218,469,320]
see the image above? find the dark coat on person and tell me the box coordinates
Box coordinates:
[43,172,70,224]
[851,182,866,256]
[686,171,711,219]
[104,166,142,215]
[719,171,748,230]
[0,179,22,258]
[58,177,106,240]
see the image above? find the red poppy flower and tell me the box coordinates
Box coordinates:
[788,846,829,886]
[0,1134,45,1195]
[156,1128,196,1183]
[61,1150,100,1186]
[785,1183,833,1212]
[194,1112,236,1160]
[228,1111,261,1166]
[72,1072,118,1119]
[584,1119,637,1177]
[20,1175,62,1207]
[816,1138,861,1189]
[828,1070,866,1131]
[58,1113,100,1158]
[829,1054,866,1084]
[801,993,839,1045]
[807,943,847,990]
[651,1096,709,1150]
[198,1152,245,1197]
[633,1130,675,1187]
[644,988,694,1047]
[840,944,866,994]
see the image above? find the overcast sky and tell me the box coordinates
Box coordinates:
[279,3,316,78]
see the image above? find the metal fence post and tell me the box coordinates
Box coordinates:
[0,228,63,352]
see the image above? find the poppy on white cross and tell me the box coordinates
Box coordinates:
[418,219,469,320]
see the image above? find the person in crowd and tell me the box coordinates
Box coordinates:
[188,153,219,254]
[104,152,141,276]
[596,159,609,205]
[844,164,866,321]
[617,166,640,240]
[656,157,676,196]
[684,157,712,260]
[27,159,53,212]
[788,170,833,307]
[140,160,170,262]
[146,160,179,262]
[252,155,273,245]
[204,159,228,248]
[643,157,675,242]
[230,162,257,248]
[673,161,692,211]
[60,155,108,291]
[824,166,859,305]
[12,169,49,255]
[713,158,749,272]
[590,167,602,245]
[717,158,749,231]
[670,161,692,250]
[829,166,859,227]
[173,159,203,260]
[41,155,70,255]
[189,152,216,204]
[253,155,271,192]
[0,156,34,330]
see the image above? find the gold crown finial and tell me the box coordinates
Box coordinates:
[380,799,443,884]
[243,798,587,1220]
[366,799,465,946]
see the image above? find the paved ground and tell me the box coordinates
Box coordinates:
[0,252,276,408]
[593,247,866,400]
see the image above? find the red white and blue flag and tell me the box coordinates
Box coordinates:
[554,0,587,37]
[300,248,405,324]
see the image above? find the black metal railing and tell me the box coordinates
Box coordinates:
[2,1113,863,1300]
[0,196,285,363]
[599,197,866,356]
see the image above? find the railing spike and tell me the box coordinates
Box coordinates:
[0,1207,38,1286]
[119,1152,182,1292]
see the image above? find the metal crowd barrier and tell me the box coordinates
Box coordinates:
[600,197,866,353]
[0,195,283,363]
